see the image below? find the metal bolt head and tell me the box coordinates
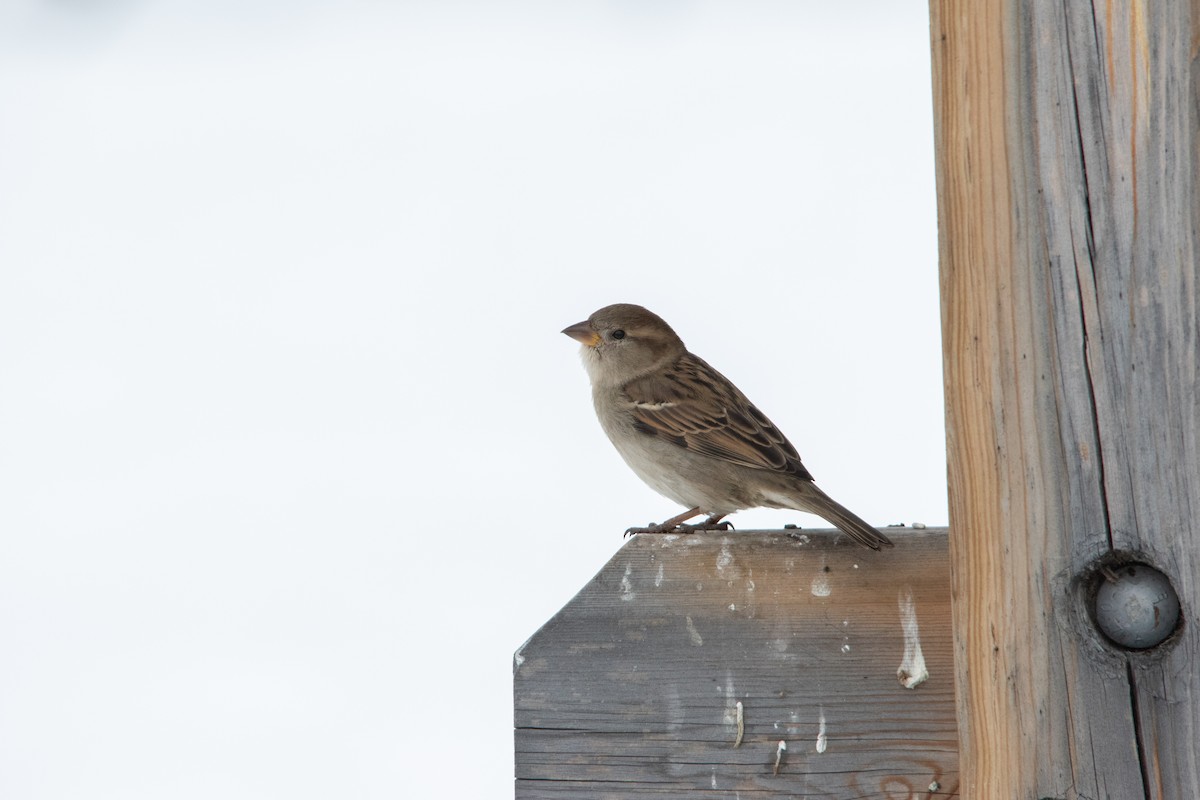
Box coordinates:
[1094,564,1180,650]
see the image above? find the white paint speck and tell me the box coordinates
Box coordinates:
[728,603,737,612]
[619,564,635,601]
[840,643,850,654]
[685,615,704,646]
[816,708,827,753]
[897,587,930,688]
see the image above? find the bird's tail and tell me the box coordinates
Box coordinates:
[796,484,894,551]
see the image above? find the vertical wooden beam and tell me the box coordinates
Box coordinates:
[929,3,1025,796]
[931,1,1200,798]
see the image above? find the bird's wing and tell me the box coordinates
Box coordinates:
[622,352,813,480]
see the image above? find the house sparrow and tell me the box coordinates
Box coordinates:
[562,303,893,550]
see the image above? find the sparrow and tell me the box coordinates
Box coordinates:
[562,303,893,550]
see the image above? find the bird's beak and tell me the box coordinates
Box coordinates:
[562,321,601,347]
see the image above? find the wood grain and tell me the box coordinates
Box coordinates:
[514,529,958,799]
[931,1,1200,797]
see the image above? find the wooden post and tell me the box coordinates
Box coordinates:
[514,529,957,798]
[931,1,1200,798]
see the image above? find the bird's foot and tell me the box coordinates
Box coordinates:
[626,522,726,537]
[624,507,706,537]
[624,520,733,537]
[624,523,667,538]
[676,518,734,533]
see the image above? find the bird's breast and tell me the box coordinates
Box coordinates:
[591,389,755,514]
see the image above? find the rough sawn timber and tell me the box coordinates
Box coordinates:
[931,1,1200,798]
[514,528,957,798]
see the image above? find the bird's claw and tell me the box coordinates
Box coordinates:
[625,519,733,537]
[676,520,734,533]
[624,523,666,538]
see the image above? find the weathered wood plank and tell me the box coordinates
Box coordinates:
[931,1,1200,797]
[514,528,958,798]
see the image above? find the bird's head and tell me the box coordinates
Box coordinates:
[562,303,686,387]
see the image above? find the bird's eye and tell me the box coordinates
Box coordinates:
[611,330,626,340]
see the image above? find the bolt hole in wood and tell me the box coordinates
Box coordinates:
[1079,550,1184,657]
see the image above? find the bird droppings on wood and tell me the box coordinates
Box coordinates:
[514,528,956,797]
[773,739,787,775]
[685,615,703,646]
[811,556,832,597]
[733,700,744,747]
[720,670,739,731]
[816,707,828,753]
[897,587,930,689]
[619,564,635,601]
[715,542,738,580]
[654,562,664,587]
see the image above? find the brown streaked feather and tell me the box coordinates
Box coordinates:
[622,352,814,482]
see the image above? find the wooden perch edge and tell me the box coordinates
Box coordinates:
[513,528,958,799]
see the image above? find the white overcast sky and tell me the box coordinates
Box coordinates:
[0,2,943,798]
